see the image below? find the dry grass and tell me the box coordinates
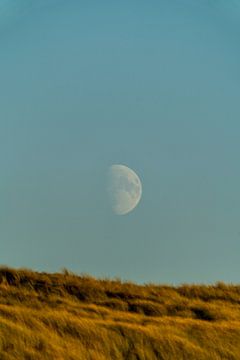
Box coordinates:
[0,267,240,359]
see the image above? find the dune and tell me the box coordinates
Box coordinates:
[0,267,240,359]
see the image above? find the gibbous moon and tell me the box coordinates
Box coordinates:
[108,164,142,215]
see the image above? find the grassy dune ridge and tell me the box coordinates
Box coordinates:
[0,267,240,359]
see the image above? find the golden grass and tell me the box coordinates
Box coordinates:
[0,267,240,359]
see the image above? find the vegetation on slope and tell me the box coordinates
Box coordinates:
[0,267,240,359]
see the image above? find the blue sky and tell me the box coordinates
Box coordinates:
[1,0,240,283]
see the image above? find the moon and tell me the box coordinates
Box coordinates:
[108,164,142,215]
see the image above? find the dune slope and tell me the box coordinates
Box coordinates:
[0,267,240,359]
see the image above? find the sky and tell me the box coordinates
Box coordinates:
[1,0,240,284]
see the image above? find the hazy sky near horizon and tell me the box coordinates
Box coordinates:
[1,0,240,284]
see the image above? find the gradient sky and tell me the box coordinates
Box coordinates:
[1,0,240,284]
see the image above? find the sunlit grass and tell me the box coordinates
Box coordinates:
[0,267,240,359]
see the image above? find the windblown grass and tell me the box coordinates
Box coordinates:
[0,267,240,359]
